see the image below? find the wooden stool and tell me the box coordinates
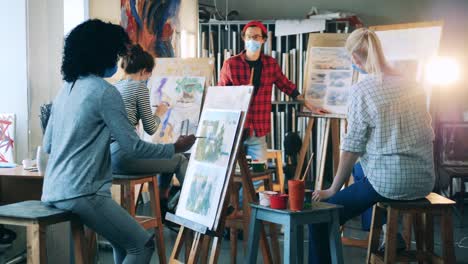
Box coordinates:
[0,200,86,264]
[367,193,456,264]
[256,150,285,193]
[113,174,166,264]
[246,202,344,264]
[226,169,281,264]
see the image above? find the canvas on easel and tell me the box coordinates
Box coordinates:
[143,57,215,144]
[176,109,242,228]
[303,34,352,116]
[167,86,263,264]
[369,21,443,91]
[148,76,206,144]
[296,34,350,191]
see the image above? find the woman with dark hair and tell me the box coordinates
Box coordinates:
[41,19,195,264]
[112,44,188,211]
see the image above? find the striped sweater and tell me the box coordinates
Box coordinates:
[114,79,160,135]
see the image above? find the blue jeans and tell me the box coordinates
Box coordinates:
[239,135,268,205]
[352,163,374,230]
[52,194,154,264]
[308,178,391,264]
[111,142,188,190]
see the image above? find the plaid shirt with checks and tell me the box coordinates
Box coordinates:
[218,51,299,137]
[342,75,435,200]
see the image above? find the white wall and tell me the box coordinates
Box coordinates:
[89,0,120,24]
[0,0,28,162]
[27,0,64,159]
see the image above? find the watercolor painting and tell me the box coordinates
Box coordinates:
[306,83,327,100]
[327,90,349,106]
[147,76,205,144]
[305,47,353,115]
[310,47,351,70]
[184,164,217,216]
[310,73,326,84]
[121,0,180,57]
[0,114,15,163]
[194,110,241,167]
[176,109,241,228]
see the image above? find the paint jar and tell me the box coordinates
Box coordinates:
[288,180,305,211]
[270,194,288,210]
[22,159,34,169]
[259,191,278,206]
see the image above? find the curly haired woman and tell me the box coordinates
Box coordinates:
[41,19,194,264]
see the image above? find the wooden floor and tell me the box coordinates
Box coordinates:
[2,203,468,264]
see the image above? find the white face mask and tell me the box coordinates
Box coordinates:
[245,40,262,52]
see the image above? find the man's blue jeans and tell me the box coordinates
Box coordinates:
[308,177,391,264]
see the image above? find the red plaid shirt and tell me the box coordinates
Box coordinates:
[218,51,298,137]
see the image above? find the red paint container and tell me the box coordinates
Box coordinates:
[270,194,288,209]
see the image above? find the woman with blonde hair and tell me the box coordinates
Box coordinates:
[308,28,434,263]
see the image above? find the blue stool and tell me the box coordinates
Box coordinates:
[246,202,344,264]
[0,200,86,264]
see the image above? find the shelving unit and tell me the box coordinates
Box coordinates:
[198,19,350,183]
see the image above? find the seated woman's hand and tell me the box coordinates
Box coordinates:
[174,135,196,153]
[154,102,169,117]
[312,188,337,202]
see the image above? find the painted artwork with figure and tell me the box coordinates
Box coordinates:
[177,109,241,228]
[304,47,353,115]
[121,0,180,57]
[0,113,15,163]
[147,76,205,144]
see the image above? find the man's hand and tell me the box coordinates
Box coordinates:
[174,135,196,153]
[296,94,330,115]
[312,188,337,202]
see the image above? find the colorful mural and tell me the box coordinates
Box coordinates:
[121,0,180,57]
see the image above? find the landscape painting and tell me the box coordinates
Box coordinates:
[147,76,205,144]
[304,47,353,115]
[176,109,241,228]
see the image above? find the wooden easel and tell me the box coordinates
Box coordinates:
[293,33,350,189]
[167,85,277,264]
[294,113,346,190]
[166,143,276,263]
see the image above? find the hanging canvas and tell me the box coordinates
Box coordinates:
[147,76,205,144]
[0,113,15,163]
[121,0,180,57]
[176,109,242,228]
[304,47,353,115]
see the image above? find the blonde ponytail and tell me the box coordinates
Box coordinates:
[345,28,392,76]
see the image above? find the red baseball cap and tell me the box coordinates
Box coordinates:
[242,20,267,35]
